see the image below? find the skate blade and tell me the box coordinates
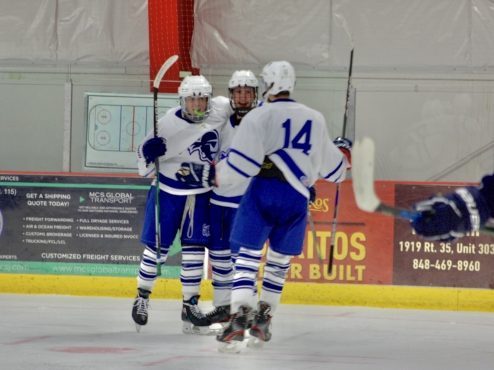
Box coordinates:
[135,323,141,333]
[207,323,224,335]
[247,336,265,348]
[218,340,243,353]
[182,321,211,335]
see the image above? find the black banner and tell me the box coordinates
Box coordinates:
[393,183,494,288]
[0,173,151,265]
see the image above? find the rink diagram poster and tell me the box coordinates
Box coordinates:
[84,92,179,170]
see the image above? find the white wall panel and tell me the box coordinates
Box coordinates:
[0,1,57,61]
[472,0,494,67]
[57,0,149,64]
[191,0,494,70]
[0,0,148,65]
[192,0,331,68]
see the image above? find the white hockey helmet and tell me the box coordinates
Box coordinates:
[228,70,258,116]
[178,75,212,123]
[259,61,295,100]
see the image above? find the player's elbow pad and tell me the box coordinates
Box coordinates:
[340,147,351,170]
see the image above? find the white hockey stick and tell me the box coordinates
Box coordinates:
[351,137,420,220]
[352,137,494,234]
[152,55,178,277]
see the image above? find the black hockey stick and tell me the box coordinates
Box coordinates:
[351,137,494,234]
[328,48,354,274]
[152,55,178,276]
[307,210,324,264]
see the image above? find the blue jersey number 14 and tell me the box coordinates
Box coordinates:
[282,119,312,155]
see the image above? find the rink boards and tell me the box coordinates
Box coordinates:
[1,171,493,312]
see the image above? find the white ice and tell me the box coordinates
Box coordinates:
[1,293,493,369]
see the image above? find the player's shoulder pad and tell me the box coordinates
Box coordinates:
[212,96,230,110]
[211,95,233,119]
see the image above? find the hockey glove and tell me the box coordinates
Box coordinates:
[411,187,490,242]
[333,136,352,169]
[309,186,316,205]
[176,162,216,188]
[142,137,167,164]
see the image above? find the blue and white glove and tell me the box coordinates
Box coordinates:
[176,162,216,188]
[309,186,316,204]
[142,137,167,164]
[411,187,490,242]
[333,136,352,169]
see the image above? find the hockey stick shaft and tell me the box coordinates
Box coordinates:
[328,49,354,274]
[377,202,494,235]
[152,55,178,276]
[307,210,324,264]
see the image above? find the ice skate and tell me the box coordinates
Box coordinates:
[132,288,150,332]
[206,305,232,325]
[216,305,250,353]
[206,304,232,335]
[248,301,272,348]
[182,295,212,335]
[246,308,257,330]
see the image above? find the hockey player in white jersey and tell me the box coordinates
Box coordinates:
[175,70,261,328]
[212,61,352,353]
[131,75,231,335]
[205,70,259,326]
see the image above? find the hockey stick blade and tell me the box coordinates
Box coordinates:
[352,137,420,221]
[153,55,179,89]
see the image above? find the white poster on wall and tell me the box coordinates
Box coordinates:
[84,93,179,171]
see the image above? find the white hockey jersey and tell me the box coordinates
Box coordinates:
[211,116,251,208]
[216,98,349,199]
[137,96,231,195]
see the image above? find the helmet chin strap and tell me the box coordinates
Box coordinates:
[262,83,274,100]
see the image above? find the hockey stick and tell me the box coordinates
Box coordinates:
[328,48,354,274]
[352,137,494,234]
[307,210,324,264]
[152,55,179,276]
[352,137,420,220]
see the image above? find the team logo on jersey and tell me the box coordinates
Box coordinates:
[188,130,219,164]
[218,149,230,161]
[202,224,210,237]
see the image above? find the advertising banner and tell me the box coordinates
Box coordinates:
[0,173,181,278]
[286,181,395,285]
[393,183,494,289]
[2,173,493,289]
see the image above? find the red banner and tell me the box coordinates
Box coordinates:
[282,180,395,284]
[247,179,494,289]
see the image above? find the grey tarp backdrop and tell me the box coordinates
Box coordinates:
[0,0,494,180]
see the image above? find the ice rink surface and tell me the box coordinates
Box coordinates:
[1,293,494,370]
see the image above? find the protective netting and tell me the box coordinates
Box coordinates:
[148,0,199,93]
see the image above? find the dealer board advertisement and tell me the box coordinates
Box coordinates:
[0,173,181,278]
[1,173,493,288]
[286,180,494,289]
